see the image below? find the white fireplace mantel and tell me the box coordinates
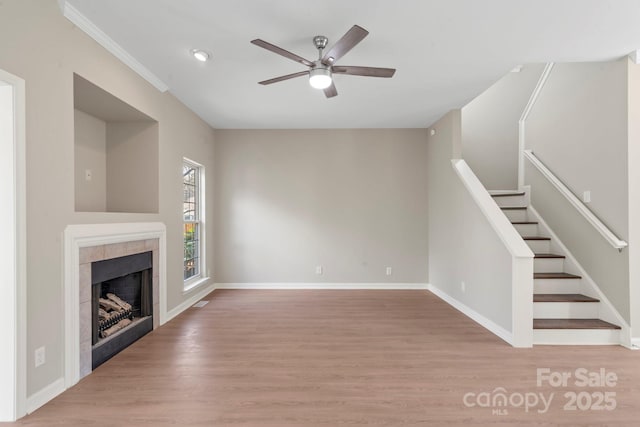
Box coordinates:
[63,222,167,388]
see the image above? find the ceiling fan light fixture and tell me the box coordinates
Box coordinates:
[252,25,395,98]
[191,49,210,62]
[309,67,332,89]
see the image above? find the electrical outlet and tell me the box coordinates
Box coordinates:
[385,267,393,276]
[583,191,591,203]
[35,346,45,368]
[461,281,466,293]
[315,265,323,275]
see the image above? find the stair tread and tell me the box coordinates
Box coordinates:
[533,319,620,330]
[534,253,566,259]
[534,272,582,279]
[534,294,599,303]
[501,206,528,210]
[523,236,551,240]
[491,192,525,197]
[512,221,538,225]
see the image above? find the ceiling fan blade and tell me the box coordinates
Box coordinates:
[324,82,338,98]
[321,25,369,65]
[258,71,308,85]
[251,39,314,67]
[332,66,396,78]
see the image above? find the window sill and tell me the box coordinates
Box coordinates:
[183,276,210,294]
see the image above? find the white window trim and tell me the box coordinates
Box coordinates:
[183,158,208,292]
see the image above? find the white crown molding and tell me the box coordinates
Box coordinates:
[59,1,169,93]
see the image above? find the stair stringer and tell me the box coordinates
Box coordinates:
[527,206,631,347]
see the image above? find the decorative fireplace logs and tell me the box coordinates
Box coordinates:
[99,298,122,312]
[106,292,132,311]
[101,318,132,338]
[98,292,134,338]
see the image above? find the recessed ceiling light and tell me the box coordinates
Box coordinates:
[191,49,210,62]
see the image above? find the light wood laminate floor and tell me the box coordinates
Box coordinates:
[12,290,640,426]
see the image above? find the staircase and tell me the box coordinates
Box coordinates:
[490,191,621,345]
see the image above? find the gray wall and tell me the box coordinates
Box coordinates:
[106,122,159,213]
[0,0,215,396]
[214,129,429,284]
[525,60,630,322]
[74,109,107,212]
[526,61,628,238]
[627,59,640,338]
[427,110,513,333]
[462,64,545,190]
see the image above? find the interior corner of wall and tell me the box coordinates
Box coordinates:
[450,109,463,158]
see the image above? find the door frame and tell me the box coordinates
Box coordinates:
[0,68,27,421]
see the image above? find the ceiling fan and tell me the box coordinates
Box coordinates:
[251,25,396,98]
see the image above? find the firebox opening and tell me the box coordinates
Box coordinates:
[91,251,153,370]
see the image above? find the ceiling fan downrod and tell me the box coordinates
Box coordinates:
[310,35,332,89]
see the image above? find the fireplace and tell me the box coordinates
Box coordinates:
[91,251,153,369]
[65,223,166,385]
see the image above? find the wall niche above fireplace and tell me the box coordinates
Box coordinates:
[73,73,159,213]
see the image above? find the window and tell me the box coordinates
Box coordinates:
[183,159,205,286]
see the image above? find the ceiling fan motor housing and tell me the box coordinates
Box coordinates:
[313,35,328,50]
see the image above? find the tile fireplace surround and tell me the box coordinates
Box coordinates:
[79,239,159,378]
[64,223,166,387]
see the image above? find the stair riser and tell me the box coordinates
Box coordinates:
[503,209,528,222]
[493,196,527,207]
[533,302,599,318]
[534,279,581,294]
[533,329,620,345]
[513,223,538,235]
[525,240,550,253]
[534,258,565,273]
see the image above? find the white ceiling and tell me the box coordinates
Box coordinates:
[65,0,640,129]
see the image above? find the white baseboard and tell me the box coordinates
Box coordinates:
[27,377,65,414]
[427,284,513,345]
[214,283,429,290]
[165,283,216,323]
